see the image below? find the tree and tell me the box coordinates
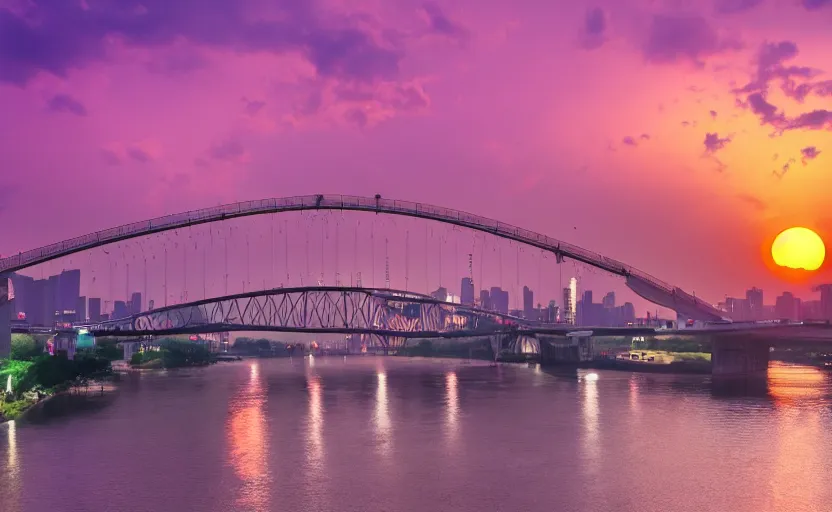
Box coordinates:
[11,334,43,361]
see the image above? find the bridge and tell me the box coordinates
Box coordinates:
[2,192,808,380]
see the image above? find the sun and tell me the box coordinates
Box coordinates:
[770,227,826,271]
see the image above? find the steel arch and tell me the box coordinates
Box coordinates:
[0,194,726,321]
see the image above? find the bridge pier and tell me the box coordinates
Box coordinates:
[711,334,769,381]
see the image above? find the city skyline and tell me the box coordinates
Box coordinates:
[0,1,831,306]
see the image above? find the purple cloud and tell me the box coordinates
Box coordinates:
[801,146,821,164]
[0,0,402,87]
[714,0,764,14]
[422,3,468,43]
[746,93,784,126]
[772,158,795,179]
[704,132,731,153]
[642,15,741,67]
[46,94,87,117]
[709,110,718,119]
[127,147,151,163]
[209,139,245,161]
[622,136,638,146]
[242,98,266,115]
[787,109,832,130]
[802,0,832,9]
[580,7,607,50]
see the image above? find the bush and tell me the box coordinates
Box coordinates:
[11,334,43,361]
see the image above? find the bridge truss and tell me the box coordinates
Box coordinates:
[87,287,529,346]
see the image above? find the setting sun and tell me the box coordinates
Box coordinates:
[771,227,826,272]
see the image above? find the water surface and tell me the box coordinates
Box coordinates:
[1,358,831,512]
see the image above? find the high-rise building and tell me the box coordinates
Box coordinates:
[817,284,832,321]
[602,292,615,309]
[460,278,475,306]
[113,301,129,320]
[562,278,578,325]
[88,298,102,322]
[775,292,800,321]
[479,290,491,310]
[522,286,534,320]
[489,286,509,314]
[76,296,87,323]
[130,292,143,314]
[746,287,763,320]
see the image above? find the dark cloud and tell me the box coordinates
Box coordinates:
[101,149,121,166]
[242,98,266,115]
[736,41,817,95]
[422,3,468,43]
[786,109,832,130]
[622,136,638,146]
[579,7,607,50]
[801,146,821,165]
[746,93,784,125]
[127,147,151,163]
[0,0,401,86]
[704,132,731,152]
[786,80,832,102]
[802,0,832,9]
[639,133,650,140]
[714,0,764,14]
[46,94,87,116]
[209,139,245,161]
[642,15,741,67]
[709,110,718,119]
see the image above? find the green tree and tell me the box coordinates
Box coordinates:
[11,334,43,361]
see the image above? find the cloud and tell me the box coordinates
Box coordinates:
[0,0,402,87]
[704,132,731,152]
[714,0,764,14]
[642,15,742,67]
[801,0,832,9]
[709,110,718,119]
[127,147,152,163]
[786,80,832,102]
[622,136,638,146]
[786,109,832,130]
[242,98,266,115]
[101,149,121,166]
[209,139,246,162]
[579,7,607,50]
[746,93,785,126]
[736,41,817,96]
[801,146,821,165]
[736,194,766,211]
[772,157,795,179]
[421,2,468,43]
[46,94,87,116]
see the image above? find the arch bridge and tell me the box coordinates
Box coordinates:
[0,194,726,323]
[85,286,537,348]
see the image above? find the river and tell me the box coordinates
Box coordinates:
[1,357,831,512]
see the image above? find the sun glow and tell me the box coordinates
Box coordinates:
[771,227,826,272]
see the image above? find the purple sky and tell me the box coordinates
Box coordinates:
[1,0,831,311]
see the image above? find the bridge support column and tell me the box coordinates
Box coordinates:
[0,274,11,359]
[711,334,769,381]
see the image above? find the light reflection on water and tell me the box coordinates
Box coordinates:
[227,362,270,511]
[1,358,832,512]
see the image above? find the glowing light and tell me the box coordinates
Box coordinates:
[228,361,269,510]
[771,227,826,271]
[374,372,391,456]
[444,372,459,442]
[584,372,599,382]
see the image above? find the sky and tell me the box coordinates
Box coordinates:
[1,0,832,311]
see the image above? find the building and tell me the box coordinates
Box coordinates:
[489,286,509,314]
[817,284,832,321]
[113,301,129,320]
[774,292,800,321]
[522,286,534,320]
[76,296,87,323]
[723,297,749,321]
[431,287,448,302]
[479,290,491,310]
[9,269,81,326]
[602,292,615,309]
[460,278,475,306]
[562,277,577,325]
[88,298,102,322]
[130,292,143,315]
[746,287,763,321]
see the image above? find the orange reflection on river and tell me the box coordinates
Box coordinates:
[767,362,829,405]
[227,363,270,511]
